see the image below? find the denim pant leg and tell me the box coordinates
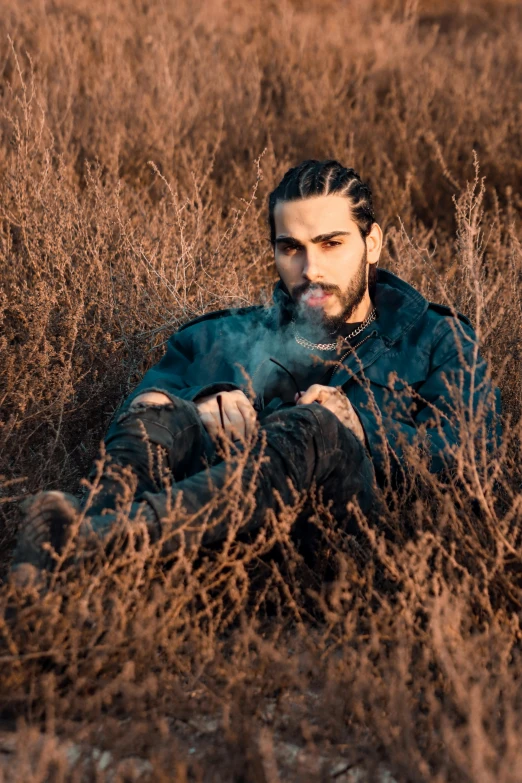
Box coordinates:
[253,402,377,525]
[85,396,217,514]
[143,403,379,548]
[261,403,379,564]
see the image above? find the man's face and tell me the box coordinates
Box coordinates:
[273,195,381,329]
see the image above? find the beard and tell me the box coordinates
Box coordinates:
[291,246,369,336]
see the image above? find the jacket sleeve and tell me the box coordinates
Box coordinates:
[115,325,242,415]
[355,322,502,480]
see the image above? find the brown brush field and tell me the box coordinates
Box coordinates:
[0,0,521,780]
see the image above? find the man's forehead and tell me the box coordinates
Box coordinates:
[274,195,356,238]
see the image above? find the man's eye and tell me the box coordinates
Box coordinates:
[282,245,299,254]
[324,240,341,248]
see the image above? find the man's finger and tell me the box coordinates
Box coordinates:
[199,409,221,437]
[297,386,323,405]
[230,404,249,440]
[236,399,257,438]
[222,403,247,440]
[200,405,243,440]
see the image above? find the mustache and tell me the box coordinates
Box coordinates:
[292,281,341,299]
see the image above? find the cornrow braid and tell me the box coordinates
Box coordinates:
[268,159,376,245]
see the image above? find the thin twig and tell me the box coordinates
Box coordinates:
[217,394,226,428]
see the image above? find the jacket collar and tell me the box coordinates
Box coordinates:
[272,268,428,346]
[372,268,427,344]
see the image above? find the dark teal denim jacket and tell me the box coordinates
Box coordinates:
[120,269,502,484]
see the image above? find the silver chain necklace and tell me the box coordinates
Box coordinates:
[291,307,377,351]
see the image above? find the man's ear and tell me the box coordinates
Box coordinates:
[366,223,383,264]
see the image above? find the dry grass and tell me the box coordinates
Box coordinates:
[0,0,521,780]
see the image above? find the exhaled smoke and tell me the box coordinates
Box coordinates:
[214,246,370,404]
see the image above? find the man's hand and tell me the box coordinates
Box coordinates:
[195,390,257,441]
[296,384,365,444]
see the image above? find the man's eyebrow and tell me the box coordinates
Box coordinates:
[275,235,300,246]
[311,231,351,243]
[274,231,351,245]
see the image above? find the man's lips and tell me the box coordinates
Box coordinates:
[301,290,333,306]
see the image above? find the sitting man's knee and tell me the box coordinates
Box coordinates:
[130,392,173,408]
[285,401,339,431]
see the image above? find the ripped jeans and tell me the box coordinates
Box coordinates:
[85,396,379,548]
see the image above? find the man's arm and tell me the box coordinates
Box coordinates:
[355,322,502,480]
[117,325,242,414]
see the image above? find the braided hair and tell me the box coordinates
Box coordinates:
[268,160,376,245]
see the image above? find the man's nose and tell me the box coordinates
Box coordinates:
[302,248,323,282]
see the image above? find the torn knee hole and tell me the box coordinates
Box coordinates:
[128,401,174,412]
[129,394,174,408]
[130,391,173,407]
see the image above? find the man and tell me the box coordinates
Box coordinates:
[12,160,501,574]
